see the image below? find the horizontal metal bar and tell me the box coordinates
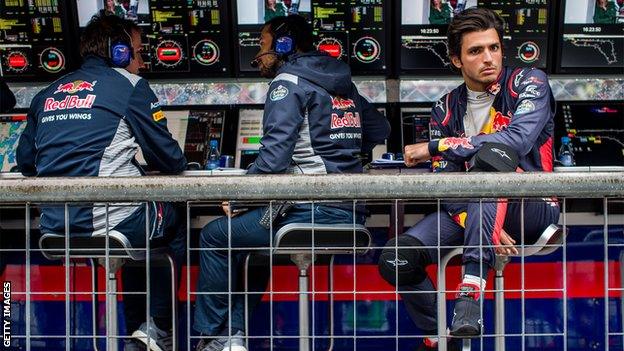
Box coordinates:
[0,172,622,203]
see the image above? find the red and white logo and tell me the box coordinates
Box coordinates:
[331,112,361,129]
[54,80,97,94]
[487,82,501,95]
[331,96,356,110]
[44,94,96,112]
[492,111,512,132]
[441,137,474,150]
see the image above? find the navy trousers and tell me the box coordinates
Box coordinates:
[398,199,559,332]
[193,203,364,336]
[115,202,186,332]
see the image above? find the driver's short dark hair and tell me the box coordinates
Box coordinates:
[263,15,314,53]
[447,7,504,59]
[79,10,141,59]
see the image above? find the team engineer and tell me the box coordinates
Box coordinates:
[193,15,390,351]
[16,12,186,351]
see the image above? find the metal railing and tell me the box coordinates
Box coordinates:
[0,172,622,351]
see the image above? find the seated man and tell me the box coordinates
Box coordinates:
[194,15,390,351]
[377,8,560,351]
[16,11,186,351]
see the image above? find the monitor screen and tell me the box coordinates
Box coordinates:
[554,102,624,167]
[135,109,225,168]
[400,0,551,72]
[558,0,624,72]
[235,108,264,168]
[234,0,388,75]
[0,113,26,172]
[75,0,231,76]
[0,0,70,80]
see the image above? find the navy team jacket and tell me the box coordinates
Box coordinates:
[428,66,556,173]
[17,55,186,236]
[248,51,390,175]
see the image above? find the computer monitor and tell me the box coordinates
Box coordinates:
[136,109,225,168]
[0,1,71,80]
[234,0,312,74]
[233,0,389,76]
[554,101,624,167]
[400,0,552,73]
[0,114,27,172]
[74,0,231,76]
[556,0,624,73]
[235,108,264,168]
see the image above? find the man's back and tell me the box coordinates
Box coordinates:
[248,51,390,175]
[17,55,185,235]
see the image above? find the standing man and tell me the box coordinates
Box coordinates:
[377,8,559,351]
[17,11,186,351]
[194,15,390,351]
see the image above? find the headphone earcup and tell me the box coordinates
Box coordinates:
[274,36,294,56]
[110,42,133,67]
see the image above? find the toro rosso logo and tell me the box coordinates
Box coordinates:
[54,80,97,94]
[331,96,356,110]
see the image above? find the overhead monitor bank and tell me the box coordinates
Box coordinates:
[400,0,552,73]
[0,0,71,80]
[234,0,388,76]
[75,0,231,77]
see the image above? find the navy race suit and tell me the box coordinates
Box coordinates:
[17,55,186,238]
[428,66,555,173]
[248,50,390,175]
[427,66,560,261]
[380,67,560,333]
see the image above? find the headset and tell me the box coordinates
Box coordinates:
[250,19,296,68]
[108,28,134,68]
[272,21,295,58]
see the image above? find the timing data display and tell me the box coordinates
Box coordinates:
[401,0,550,72]
[235,0,387,75]
[0,0,69,79]
[555,102,624,167]
[76,0,230,76]
[559,0,624,72]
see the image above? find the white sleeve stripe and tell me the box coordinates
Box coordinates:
[272,73,299,85]
[112,67,142,87]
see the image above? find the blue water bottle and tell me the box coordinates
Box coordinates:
[557,136,575,167]
[205,139,220,170]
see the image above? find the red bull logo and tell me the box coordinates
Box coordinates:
[331,112,361,129]
[492,111,512,132]
[331,96,356,110]
[44,94,97,112]
[54,80,97,94]
[487,82,501,95]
